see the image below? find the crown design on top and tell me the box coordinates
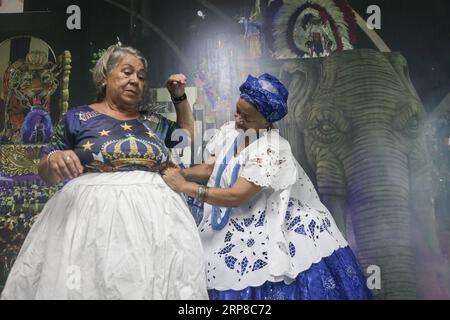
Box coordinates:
[25,51,49,70]
[100,134,167,168]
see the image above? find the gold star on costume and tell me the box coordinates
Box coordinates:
[146,131,156,139]
[121,123,133,131]
[99,130,111,137]
[82,141,95,151]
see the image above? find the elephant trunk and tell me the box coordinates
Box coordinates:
[345,129,416,299]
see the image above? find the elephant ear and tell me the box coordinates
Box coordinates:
[390,53,450,271]
[387,52,428,138]
[385,52,422,101]
[278,59,322,185]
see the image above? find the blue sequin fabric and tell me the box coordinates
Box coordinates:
[208,247,373,300]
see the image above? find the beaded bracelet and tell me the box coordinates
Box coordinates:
[47,150,61,162]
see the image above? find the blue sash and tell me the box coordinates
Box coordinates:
[211,134,243,230]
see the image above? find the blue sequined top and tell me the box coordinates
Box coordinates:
[42,105,181,173]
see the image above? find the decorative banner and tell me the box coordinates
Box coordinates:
[271,0,357,58]
[0,36,71,288]
[0,37,72,144]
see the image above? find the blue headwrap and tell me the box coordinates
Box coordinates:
[239,73,289,123]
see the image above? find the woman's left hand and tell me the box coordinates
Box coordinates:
[166,74,187,98]
[162,167,186,192]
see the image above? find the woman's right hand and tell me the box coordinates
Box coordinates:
[161,168,186,193]
[166,74,187,98]
[47,150,84,182]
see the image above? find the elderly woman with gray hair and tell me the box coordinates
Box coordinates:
[1,45,208,300]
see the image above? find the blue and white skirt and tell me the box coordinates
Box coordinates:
[208,247,373,300]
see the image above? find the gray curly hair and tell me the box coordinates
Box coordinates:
[92,45,149,102]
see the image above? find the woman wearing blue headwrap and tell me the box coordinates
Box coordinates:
[162,74,372,300]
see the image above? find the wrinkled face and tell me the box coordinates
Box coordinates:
[234,98,269,131]
[105,54,146,107]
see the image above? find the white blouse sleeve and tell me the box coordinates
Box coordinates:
[204,121,236,159]
[239,132,298,191]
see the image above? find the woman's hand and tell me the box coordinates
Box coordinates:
[165,73,194,143]
[161,167,186,193]
[47,150,84,182]
[166,74,187,98]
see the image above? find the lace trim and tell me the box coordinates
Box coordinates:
[208,244,350,291]
[208,246,372,300]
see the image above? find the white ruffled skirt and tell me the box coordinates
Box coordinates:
[1,171,208,300]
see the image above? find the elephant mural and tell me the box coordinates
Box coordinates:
[278,48,448,299]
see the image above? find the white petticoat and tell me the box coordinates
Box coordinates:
[1,171,208,300]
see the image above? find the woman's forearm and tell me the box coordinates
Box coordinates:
[181,163,214,184]
[174,100,195,143]
[181,182,243,208]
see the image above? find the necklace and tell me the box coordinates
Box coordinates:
[211,133,244,230]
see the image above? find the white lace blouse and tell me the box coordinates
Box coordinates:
[199,122,348,291]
